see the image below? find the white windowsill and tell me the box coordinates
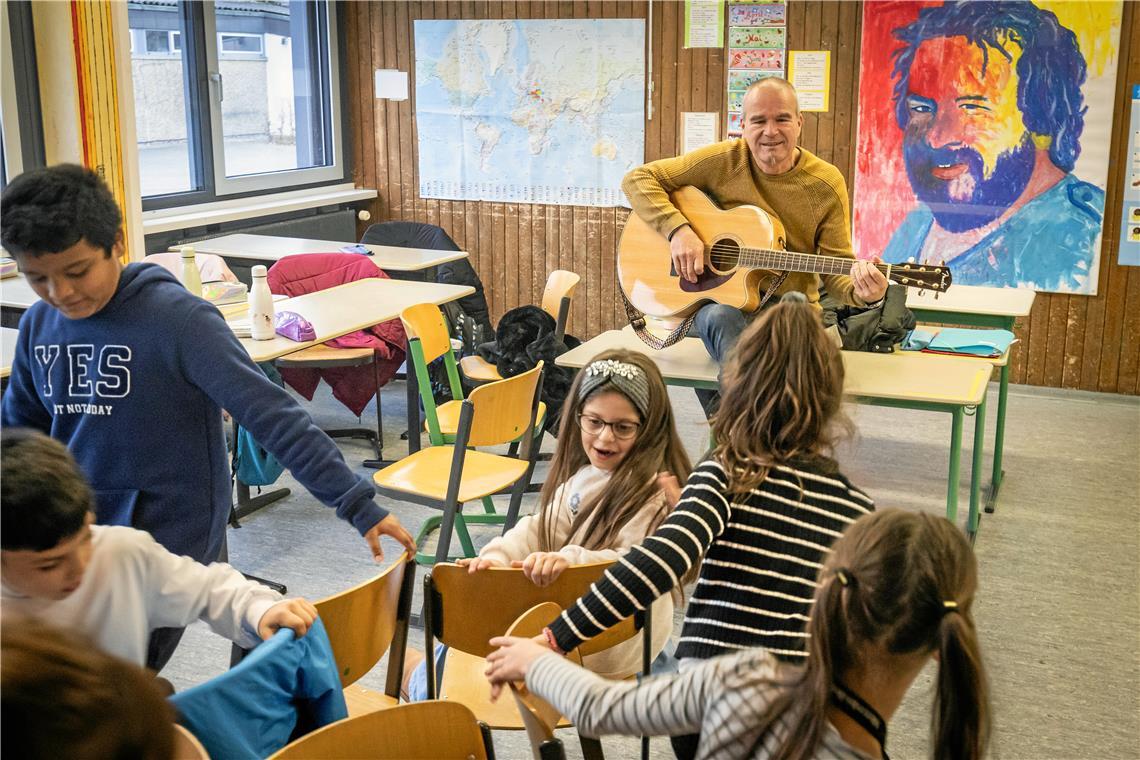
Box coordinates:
[141,184,378,235]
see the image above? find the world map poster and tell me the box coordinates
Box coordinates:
[414,19,645,207]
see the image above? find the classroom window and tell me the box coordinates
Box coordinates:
[0,0,44,188]
[133,0,345,208]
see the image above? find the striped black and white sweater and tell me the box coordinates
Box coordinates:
[527,649,873,759]
[548,458,874,661]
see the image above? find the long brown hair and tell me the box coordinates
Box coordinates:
[711,298,851,494]
[538,348,691,553]
[757,509,991,760]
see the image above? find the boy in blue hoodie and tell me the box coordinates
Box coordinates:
[0,165,415,665]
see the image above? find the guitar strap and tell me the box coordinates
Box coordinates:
[622,270,790,351]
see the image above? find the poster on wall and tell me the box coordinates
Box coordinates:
[1119,85,1140,266]
[852,1,1123,295]
[726,2,786,138]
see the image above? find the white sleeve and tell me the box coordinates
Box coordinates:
[479,514,543,566]
[139,534,282,649]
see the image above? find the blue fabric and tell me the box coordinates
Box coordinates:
[170,618,347,760]
[234,363,286,487]
[884,175,1104,291]
[1,264,387,563]
[901,328,937,351]
[406,644,449,702]
[926,328,1015,357]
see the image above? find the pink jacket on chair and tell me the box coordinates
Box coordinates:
[267,253,407,417]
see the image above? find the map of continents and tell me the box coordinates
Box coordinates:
[414,19,645,207]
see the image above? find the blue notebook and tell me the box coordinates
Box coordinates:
[924,328,1015,358]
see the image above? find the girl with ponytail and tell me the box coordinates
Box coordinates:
[487,508,991,760]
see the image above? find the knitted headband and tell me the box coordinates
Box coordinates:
[578,359,651,420]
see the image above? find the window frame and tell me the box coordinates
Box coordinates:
[139,0,351,211]
[0,0,45,185]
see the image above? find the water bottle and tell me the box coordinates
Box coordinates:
[180,246,202,297]
[249,265,276,341]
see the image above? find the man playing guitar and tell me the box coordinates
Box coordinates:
[622,78,888,411]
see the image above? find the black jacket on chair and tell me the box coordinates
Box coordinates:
[821,284,916,353]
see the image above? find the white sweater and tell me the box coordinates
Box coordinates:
[1,525,281,665]
[480,465,675,678]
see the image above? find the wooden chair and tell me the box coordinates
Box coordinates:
[316,552,415,716]
[276,345,386,464]
[508,604,573,760]
[172,725,210,760]
[266,701,495,760]
[459,270,581,384]
[372,362,544,565]
[423,562,653,758]
[399,303,547,558]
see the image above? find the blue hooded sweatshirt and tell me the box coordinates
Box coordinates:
[2,263,387,562]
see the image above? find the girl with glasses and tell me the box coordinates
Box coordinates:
[405,349,690,696]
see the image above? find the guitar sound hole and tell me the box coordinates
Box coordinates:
[708,239,740,275]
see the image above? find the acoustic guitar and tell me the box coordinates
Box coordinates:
[618,185,951,320]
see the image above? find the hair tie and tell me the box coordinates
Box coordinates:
[941,600,959,615]
[579,359,651,419]
[835,568,852,587]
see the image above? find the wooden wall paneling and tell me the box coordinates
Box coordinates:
[1042,296,1069,388]
[345,3,368,193]
[368,5,390,220]
[572,206,588,336]
[586,205,601,337]
[1119,268,1140,394]
[658,1,679,160]
[506,203,520,314]
[815,2,840,166]
[645,0,662,162]
[831,0,858,185]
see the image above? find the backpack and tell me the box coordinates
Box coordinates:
[232,362,286,487]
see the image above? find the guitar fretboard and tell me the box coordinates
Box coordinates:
[714,244,890,277]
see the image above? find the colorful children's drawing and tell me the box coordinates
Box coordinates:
[852,1,1122,295]
[727,68,783,91]
[728,26,785,49]
[728,89,747,112]
[728,111,744,135]
[729,3,787,27]
[728,48,785,70]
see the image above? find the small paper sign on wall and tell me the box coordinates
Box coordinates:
[685,0,724,48]
[787,50,830,112]
[681,112,719,155]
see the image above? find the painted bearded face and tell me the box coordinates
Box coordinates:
[901,35,1036,233]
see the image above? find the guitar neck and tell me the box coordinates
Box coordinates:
[736,246,888,278]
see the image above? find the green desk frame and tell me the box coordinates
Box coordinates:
[910,306,1013,514]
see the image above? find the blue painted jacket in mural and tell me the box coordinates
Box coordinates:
[884,175,1104,292]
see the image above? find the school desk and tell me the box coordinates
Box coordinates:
[0,273,39,328]
[1,327,18,381]
[224,278,474,519]
[171,233,468,282]
[907,284,1035,514]
[556,328,992,540]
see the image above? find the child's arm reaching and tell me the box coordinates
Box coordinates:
[485,636,716,738]
[257,598,319,640]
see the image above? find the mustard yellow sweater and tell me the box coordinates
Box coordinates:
[621,139,863,307]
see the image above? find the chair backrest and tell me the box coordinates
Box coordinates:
[173,725,210,760]
[426,562,638,658]
[266,701,492,760]
[505,604,572,760]
[400,302,454,364]
[463,362,543,448]
[540,270,580,338]
[400,303,464,444]
[315,553,413,693]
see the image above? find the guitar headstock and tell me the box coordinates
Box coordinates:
[888,262,952,292]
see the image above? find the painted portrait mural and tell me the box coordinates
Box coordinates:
[853,1,1123,294]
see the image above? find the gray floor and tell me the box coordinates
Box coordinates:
[163,378,1140,759]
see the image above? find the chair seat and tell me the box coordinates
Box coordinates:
[278,344,375,368]
[435,400,548,438]
[459,354,502,383]
[440,650,571,730]
[343,684,398,717]
[373,447,530,503]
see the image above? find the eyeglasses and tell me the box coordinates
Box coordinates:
[577,414,640,440]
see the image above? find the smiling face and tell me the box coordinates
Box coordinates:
[1,514,95,601]
[742,81,804,175]
[16,235,124,320]
[901,35,1036,232]
[578,390,641,471]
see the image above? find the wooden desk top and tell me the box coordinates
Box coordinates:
[235,278,475,363]
[557,327,992,407]
[1,273,40,310]
[1,327,18,378]
[906,283,1036,318]
[174,233,469,272]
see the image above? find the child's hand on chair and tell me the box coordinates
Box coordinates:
[515,552,570,587]
[257,598,319,640]
[484,635,552,701]
[456,557,507,574]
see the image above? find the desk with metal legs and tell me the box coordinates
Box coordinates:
[907,285,1034,513]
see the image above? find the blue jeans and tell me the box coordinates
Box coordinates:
[690,304,749,417]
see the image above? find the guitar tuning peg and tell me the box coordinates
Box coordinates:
[907,257,916,264]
